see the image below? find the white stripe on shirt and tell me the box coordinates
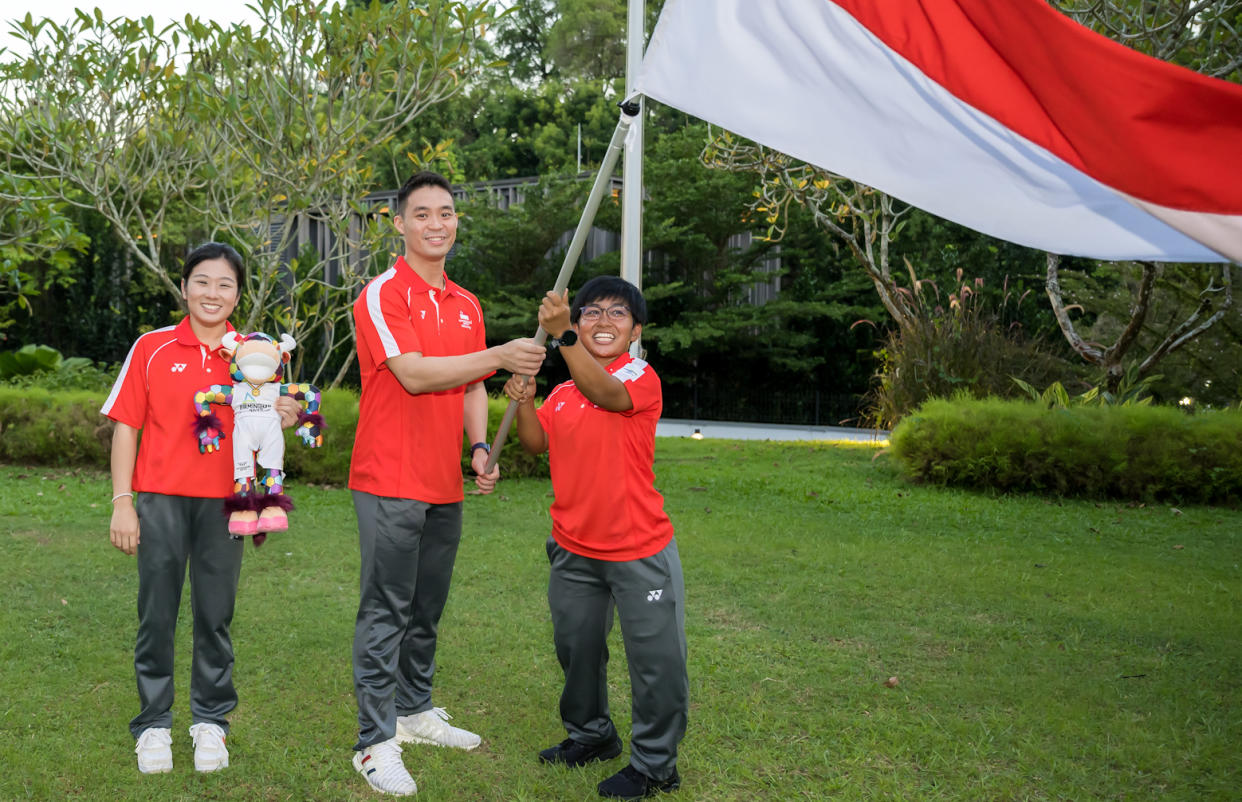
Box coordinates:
[100,325,175,415]
[364,267,401,359]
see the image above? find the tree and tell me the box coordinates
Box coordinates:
[0,173,88,339]
[545,0,627,81]
[1053,0,1242,81]
[494,0,558,83]
[702,132,918,331]
[1045,255,1236,398]
[1041,0,1241,394]
[0,0,498,385]
[0,10,227,303]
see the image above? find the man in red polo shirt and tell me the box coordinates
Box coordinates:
[349,171,545,797]
[503,276,688,801]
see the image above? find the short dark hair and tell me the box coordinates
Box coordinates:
[396,171,454,216]
[570,276,648,325]
[181,242,244,286]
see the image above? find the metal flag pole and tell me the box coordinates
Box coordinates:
[483,104,640,474]
[621,0,645,357]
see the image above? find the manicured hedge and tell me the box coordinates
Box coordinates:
[890,397,1242,504]
[0,388,113,466]
[0,388,549,483]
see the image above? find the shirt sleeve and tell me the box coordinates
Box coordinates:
[467,297,494,385]
[613,359,661,418]
[355,279,423,366]
[99,336,149,429]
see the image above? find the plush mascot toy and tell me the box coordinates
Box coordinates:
[192,332,323,544]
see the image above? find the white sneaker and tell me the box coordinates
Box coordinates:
[353,738,417,796]
[188,722,229,772]
[395,707,481,751]
[135,727,173,774]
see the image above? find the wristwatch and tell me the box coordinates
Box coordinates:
[550,330,578,348]
[470,441,490,455]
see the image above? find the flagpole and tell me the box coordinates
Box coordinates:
[483,107,639,474]
[621,0,645,356]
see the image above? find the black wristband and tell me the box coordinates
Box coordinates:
[470,441,490,455]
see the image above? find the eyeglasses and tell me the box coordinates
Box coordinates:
[579,304,631,322]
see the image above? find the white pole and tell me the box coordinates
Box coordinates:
[622,0,644,356]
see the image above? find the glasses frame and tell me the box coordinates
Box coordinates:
[578,304,632,322]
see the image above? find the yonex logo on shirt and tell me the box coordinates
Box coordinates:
[170,363,187,373]
[647,589,663,602]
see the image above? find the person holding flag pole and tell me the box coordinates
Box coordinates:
[503,277,687,801]
[346,170,546,796]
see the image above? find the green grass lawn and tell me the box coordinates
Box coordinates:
[1,439,1239,801]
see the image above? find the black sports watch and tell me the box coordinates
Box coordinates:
[550,330,578,348]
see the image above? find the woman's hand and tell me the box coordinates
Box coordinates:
[110,497,140,555]
[538,290,573,338]
[503,374,536,405]
[276,396,301,429]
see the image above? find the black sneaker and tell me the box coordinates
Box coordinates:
[538,735,623,767]
[597,764,681,799]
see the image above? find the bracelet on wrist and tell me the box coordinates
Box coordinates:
[112,491,134,503]
[470,441,491,455]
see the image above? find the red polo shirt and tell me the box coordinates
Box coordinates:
[350,257,491,503]
[536,354,674,561]
[101,317,238,498]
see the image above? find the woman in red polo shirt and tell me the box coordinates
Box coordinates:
[102,243,296,776]
[504,276,688,801]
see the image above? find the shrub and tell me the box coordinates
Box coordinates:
[464,395,551,481]
[890,396,1242,504]
[0,388,549,483]
[280,388,359,485]
[0,344,116,392]
[0,387,112,466]
[0,361,119,392]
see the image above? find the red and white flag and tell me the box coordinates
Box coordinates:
[634,0,1242,263]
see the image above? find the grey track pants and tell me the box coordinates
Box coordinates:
[130,493,243,738]
[547,536,689,781]
[351,491,463,749]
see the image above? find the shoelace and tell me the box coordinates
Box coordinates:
[137,729,172,749]
[189,723,225,749]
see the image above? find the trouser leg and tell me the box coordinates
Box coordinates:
[394,501,462,716]
[354,492,452,749]
[609,539,688,780]
[130,493,191,738]
[547,536,619,745]
[187,497,244,730]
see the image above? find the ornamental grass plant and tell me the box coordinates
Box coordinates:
[867,270,1068,429]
